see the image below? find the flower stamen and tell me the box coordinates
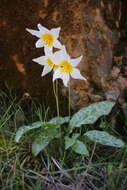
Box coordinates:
[41,33,54,47]
[59,61,73,74]
[46,58,58,69]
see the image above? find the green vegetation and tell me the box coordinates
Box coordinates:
[0,90,127,190]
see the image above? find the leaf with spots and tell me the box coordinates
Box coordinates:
[69,101,115,130]
[84,130,125,148]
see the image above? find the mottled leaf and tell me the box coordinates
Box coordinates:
[72,140,89,156]
[15,121,42,143]
[32,127,60,156]
[65,137,76,150]
[84,130,125,148]
[69,101,115,129]
[65,133,80,150]
[49,116,70,125]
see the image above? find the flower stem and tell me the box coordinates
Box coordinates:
[68,80,71,117]
[53,80,60,117]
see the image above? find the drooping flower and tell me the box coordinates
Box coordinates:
[32,50,59,77]
[53,46,86,87]
[26,24,63,54]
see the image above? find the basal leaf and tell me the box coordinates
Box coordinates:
[41,122,57,129]
[72,140,89,156]
[65,137,76,150]
[15,121,42,143]
[65,133,80,150]
[15,121,58,143]
[32,134,51,156]
[49,116,70,125]
[84,130,125,148]
[69,101,115,130]
[32,127,60,156]
[72,133,80,140]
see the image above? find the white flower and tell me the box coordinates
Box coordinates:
[53,46,86,87]
[32,51,59,77]
[26,24,63,54]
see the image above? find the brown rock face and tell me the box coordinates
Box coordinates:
[0,0,127,111]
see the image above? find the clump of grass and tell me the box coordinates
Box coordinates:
[0,90,127,190]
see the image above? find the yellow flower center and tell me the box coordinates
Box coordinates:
[46,58,58,69]
[59,60,73,74]
[41,33,54,47]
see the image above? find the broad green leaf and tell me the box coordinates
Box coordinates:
[41,123,57,129]
[65,137,76,150]
[72,140,89,156]
[32,121,42,127]
[72,133,80,140]
[69,101,115,129]
[15,122,57,143]
[49,116,70,125]
[84,130,125,148]
[65,133,80,150]
[32,127,60,156]
[15,121,42,143]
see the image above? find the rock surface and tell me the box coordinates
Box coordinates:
[0,0,127,111]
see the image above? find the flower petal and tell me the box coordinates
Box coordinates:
[71,68,86,81]
[53,46,70,63]
[61,46,70,61]
[41,65,52,77]
[44,46,53,55]
[53,49,64,63]
[37,23,49,33]
[54,40,63,49]
[26,28,40,38]
[53,70,63,81]
[44,47,53,57]
[35,39,43,48]
[71,55,83,67]
[62,74,70,87]
[32,56,46,66]
[51,27,61,39]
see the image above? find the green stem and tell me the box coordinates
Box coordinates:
[68,80,71,117]
[53,80,60,117]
